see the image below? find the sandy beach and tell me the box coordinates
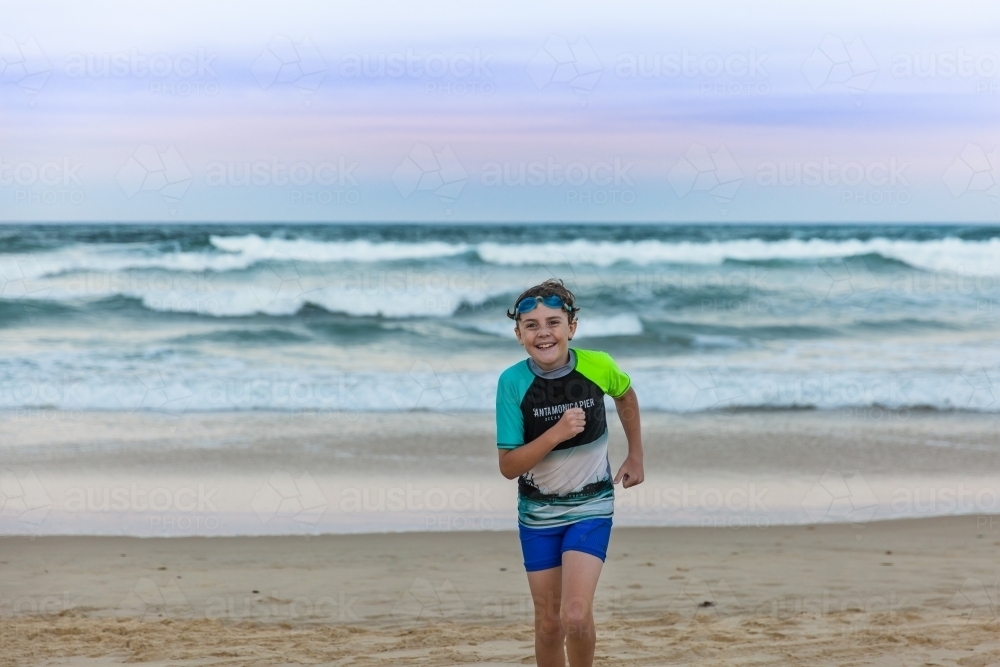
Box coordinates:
[3,410,1000,664]
[2,516,1000,666]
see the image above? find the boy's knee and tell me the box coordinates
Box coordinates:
[536,613,563,640]
[560,599,593,636]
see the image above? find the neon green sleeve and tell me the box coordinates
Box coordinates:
[574,349,631,398]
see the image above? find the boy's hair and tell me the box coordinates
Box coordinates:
[507,278,580,323]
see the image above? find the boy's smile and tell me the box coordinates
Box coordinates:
[514,303,578,371]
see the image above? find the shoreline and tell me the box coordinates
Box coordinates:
[3,405,998,418]
[3,409,999,538]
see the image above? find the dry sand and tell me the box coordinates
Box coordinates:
[3,516,1000,666]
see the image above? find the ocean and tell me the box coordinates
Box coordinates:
[2,223,998,415]
[2,222,1000,536]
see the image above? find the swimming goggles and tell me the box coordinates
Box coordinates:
[513,294,577,316]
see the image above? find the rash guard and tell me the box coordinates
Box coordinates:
[496,347,631,528]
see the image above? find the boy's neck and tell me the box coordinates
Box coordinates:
[529,348,574,374]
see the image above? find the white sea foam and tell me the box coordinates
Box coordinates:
[576,313,644,338]
[209,234,472,263]
[691,334,748,349]
[0,236,470,282]
[127,285,499,318]
[476,237,1000,276]
[0,244,257,279]
[4,236,999,282]
[4,256,507,318]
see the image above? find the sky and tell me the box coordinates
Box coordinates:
[2,0,999,223]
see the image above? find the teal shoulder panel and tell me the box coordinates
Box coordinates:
[573,348,631,398]
[496,360,535,448]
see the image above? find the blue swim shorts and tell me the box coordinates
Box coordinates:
[518,517,613,572]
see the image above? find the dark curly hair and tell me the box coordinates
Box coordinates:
[506,278,580,323]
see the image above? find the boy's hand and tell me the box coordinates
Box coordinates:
[550,407,586,444]
[614,455,644,488]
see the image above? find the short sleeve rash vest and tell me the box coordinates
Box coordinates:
[495,348,631,527]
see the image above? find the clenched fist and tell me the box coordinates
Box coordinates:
[551,407,586,444]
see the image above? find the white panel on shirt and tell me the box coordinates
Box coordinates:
[524,429,610,496]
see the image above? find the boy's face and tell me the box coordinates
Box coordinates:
[514,303,577,369]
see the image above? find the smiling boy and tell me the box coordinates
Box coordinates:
[496,278,644,667]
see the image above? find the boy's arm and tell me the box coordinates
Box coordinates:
[498,408,586,479]
[612,386,644,488]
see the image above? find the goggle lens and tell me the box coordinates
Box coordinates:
[516,294,569,314]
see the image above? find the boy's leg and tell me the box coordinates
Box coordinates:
[527,566,565,667]
[560,550,603,667]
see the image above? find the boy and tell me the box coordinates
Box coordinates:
[496,278,644,667]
